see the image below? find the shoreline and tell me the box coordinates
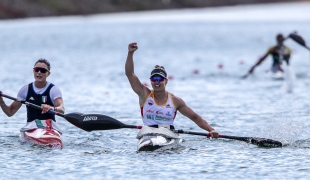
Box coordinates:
[0,0,307,20]
[1,2,309,24]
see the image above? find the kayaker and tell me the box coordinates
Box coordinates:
[125,42,218,138]
[247,33,291,75]
[0,58,64,133]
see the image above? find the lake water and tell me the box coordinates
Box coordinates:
[0,2,310,179]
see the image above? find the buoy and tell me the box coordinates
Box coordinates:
[218,64,223,69]
[192,69,200,74]
[168,75,174,80]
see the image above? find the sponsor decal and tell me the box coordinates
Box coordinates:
[166,104,171,108]
[159,72,165,76]
[42,96,47,103]
[166,111,172,116]
[156,111,163,115]
[146,114,155,120]
[146,114,170,121]
[155,115,170,121]
[83,116,98,121]
[148,100,154,105]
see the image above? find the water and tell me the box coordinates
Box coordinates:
[1,2,310,179]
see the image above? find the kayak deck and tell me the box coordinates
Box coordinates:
[138,135,182,151]
[137,126,182,152]
[19,128,63,149]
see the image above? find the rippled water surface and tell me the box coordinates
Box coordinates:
[0,2,310,179]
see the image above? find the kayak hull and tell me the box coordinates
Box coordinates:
[137,126,182,152]
[138,135,182,151]
[20,128,63,149]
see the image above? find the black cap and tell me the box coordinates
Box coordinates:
[150,68,167,79]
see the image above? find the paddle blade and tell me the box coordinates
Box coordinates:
[289,33,309,50]
[249,138,282,148]
[64,113,125,132]
[220,135,282,148]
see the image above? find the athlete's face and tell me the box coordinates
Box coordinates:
[150,76,167,91]
[276,34,284,45]
[33,62,50,82]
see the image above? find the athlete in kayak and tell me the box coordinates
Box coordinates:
[247,33,291,75]
[0,58,65,133]
[125,42,218,138]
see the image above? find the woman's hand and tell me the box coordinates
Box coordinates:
[128,42,138,53]
[209,130,219,138]
[41,104,54,114]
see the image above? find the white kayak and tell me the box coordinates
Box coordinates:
[19,128,63,149]
[137,126,182,151]
[265,70,284,80]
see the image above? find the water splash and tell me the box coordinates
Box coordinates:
[256,115,304,146]
[281,63,296,93]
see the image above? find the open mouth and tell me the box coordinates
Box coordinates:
[36,75,43,79]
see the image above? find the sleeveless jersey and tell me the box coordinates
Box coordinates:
[267,45,291,67]
[26,82,56,122]
[140,91,177,126]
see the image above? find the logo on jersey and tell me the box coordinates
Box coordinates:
[166,104,171,108]
[148,100,154,105]
[146,114,155,120]
[155,115,170,121]
[29,97,35,101]
[156,111,163,115]
[146,110,154,113]
[166,111,172,116]
[42,96,47,103]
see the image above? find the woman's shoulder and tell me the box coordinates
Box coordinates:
[168,92,183,104]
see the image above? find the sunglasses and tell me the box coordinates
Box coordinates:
[33,67,49,73]
[150,76,165,82]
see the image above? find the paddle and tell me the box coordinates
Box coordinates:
[1,93,282,148]
[0,92,121,132]
[174,129,282,148]
[36,106,280,148]
[288,32,310,51]
[241,73,251,79]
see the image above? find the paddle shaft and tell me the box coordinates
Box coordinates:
[112,125,281,147]
[174,129,282,147]
[174,129,247,141]
[124,124,142,129]
[1,93,65,118]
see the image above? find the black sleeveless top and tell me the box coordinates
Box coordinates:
[26,82,56,122]
[269,46,290,67]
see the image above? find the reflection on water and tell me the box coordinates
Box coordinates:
[0,2,310,179]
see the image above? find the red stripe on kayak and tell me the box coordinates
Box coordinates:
[46,119,52,129]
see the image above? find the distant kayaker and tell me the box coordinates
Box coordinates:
[125,42,218,138]
[247,33,291,75]
[0,58,65,133]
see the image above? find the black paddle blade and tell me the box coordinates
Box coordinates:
[289,33,307,47]
[220,135,282,148]
[249,138,282,148]
[64,113,125,132]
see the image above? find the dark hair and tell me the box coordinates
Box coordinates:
[276,33,284,40]
[35,58,51,70]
